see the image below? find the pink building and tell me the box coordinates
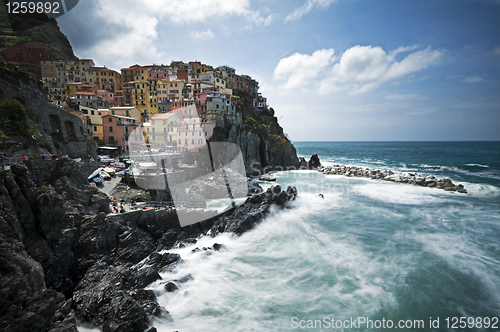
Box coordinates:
[97,89,114,106]
[102,114,140,150]
[148,67,169,80]
[177,117,209,152]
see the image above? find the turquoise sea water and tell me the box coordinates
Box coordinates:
[151,141,500,331]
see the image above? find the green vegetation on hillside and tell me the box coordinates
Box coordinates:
[211,90,291,148]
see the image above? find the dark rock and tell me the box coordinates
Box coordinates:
[177,273,194,284]
[102,297,149,332]
[148,252,181,270]
[299,157,308,169]
[308,154,321,169]
[0,159,300,332]
[164,282,179,293]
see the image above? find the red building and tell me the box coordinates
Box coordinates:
[0,44,58,65]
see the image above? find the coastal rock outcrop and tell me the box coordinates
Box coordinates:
[0,158,297,332]
[213,125,300,175]
[308,154,321,170]
[315,163,467,193]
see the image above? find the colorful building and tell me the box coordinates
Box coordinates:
[102,114,141,149]
[149,112,182,147]
[0,44,59,65]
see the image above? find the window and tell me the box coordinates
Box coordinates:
[82,110,88,114]
[91,110,95,115]
[108,118,112,122]
[109,137,114,142]
[109,127,113,132]
[94,126,97,131]
[198,139,203,145]
[192,139,194,144]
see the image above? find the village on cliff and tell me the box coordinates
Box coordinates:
[1,44,269,154]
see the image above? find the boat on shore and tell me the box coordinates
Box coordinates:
[92,176,103,184]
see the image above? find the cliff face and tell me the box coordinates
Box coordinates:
[211,92,300,175]
[0,77,96,158]
[0,159,297,332]
[213,124,299,175]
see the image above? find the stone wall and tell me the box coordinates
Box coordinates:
[0,76,95,157]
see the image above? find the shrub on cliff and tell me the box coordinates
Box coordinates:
[0,98,27,122]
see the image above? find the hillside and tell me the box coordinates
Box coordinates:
[0,3,77,60]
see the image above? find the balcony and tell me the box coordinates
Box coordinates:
[117,120,140,126]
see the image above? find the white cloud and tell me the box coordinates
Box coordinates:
[273,48,335,89]
[190,29,214,40]
[385,94,426,101]
[461,75,487,83]
[285,0,337,21]
[273,45,443,95]
[60,0,274,69]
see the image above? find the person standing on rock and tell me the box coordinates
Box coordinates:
[22,154,27,163]
[1,154,6,170]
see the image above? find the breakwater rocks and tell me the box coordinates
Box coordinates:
[316,164,467,193]
[0,158,297,332]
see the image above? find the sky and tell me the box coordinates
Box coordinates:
[56,0,500,141]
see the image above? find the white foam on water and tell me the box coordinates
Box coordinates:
[77,325,101,332]
[205,197,246,212]
[458,182,500,197]
[351,181,452,205]
[412,231,500,304]
[465,163,489,168]
[150,193,400,331]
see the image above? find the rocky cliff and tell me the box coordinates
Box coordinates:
[211,92,300,175]
[0,158,297,332]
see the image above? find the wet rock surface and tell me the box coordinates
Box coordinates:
[316,163,467,193]
[0,158,297,331]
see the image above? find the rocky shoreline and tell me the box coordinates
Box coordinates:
[0,158,297,332]
[315,163,467,193]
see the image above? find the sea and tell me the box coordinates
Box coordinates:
[83,142,500,332]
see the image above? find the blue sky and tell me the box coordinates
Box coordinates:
[57,0,500,141]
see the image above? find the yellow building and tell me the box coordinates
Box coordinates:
[131,72,158,117]
[82,106,107,141]
[149,112,182,147]
[88,67,122,92]
[105,106,142,121]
